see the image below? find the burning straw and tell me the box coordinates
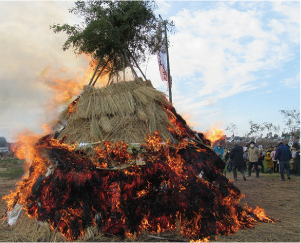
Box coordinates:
[2,79,273,241]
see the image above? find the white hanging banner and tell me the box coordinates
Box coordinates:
[156,21,172,90]
[157,50,168,82]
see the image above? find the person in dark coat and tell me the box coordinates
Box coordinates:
[224,150,232,172]
[267,146,273,153]
[275,141,292,181]
[243,148,249,171]
[292,142,300,176]
[230,143,246,181]
[257,151,265,173]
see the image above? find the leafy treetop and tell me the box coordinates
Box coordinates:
[51,0,172,80]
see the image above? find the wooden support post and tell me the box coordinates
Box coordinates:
[123,49,138,78]
[163,21,172,103]
[123,57,125,82]
[92,57,111,86]
[88,55,104,86]
[106,70,114,86]
[128,51,147,81]
[106,77,111,86]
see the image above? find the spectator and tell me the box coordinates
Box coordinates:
[230,143,246,181]
[275,141,292,181]
[224,150,232,172]
[292,142,300,176]
[271,146,279,173]
[257,150,265,173]
[243,148,249,171]
[267,146,273,153]
[247,141,260,178]
[214,141,224,160]
[265,152,273,173]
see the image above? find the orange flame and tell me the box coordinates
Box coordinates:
[5,131,47,209]
[12,130,41,164]
[4,130,273,240]
[190,237,210,242]
[253,206,274,223]
[204,124,225,144]
[182,114,199,128]
[40,55,110,109]
[42,124,52,134]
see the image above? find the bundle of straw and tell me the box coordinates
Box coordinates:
[57,79,174,145]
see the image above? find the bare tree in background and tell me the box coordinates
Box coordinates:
[226,122,237,136]
[247,120,264,142]
[263,122,274,140]
[257,122,281,140]
[225,123,237,146]
[273,125,281,138]
[280,108,300,139]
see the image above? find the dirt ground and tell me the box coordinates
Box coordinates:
[0,159,299,242]
[216,172,300,242]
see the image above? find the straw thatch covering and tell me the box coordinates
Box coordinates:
[0,213,108,242]
[56,78,176,144]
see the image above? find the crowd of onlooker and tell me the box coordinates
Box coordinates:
[214,140,300,181]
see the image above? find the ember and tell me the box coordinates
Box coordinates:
[3,79,272,241]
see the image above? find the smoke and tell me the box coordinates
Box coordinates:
[0,1,88,141]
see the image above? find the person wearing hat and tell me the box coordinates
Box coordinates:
[247,141,260,178]
[265,152,273,173]
[275,141,292,181]
[230,143,246,181]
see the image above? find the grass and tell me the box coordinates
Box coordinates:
[0,168,24,178]
[0,158,24,178]
[0,158,20,163]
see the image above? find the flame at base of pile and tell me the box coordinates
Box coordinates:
[4,132,272,241]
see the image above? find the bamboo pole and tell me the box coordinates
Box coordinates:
[128,50,147,81]
[122,49,138,78]
[92,57,111,86]
[123,57,125,82]
[106,69,114,86]
[88,54,104,86]
[106,77,111,86]
[116,73,120,83]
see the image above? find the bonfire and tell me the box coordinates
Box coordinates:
[2,1,273,240]
[2,77,272,242]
